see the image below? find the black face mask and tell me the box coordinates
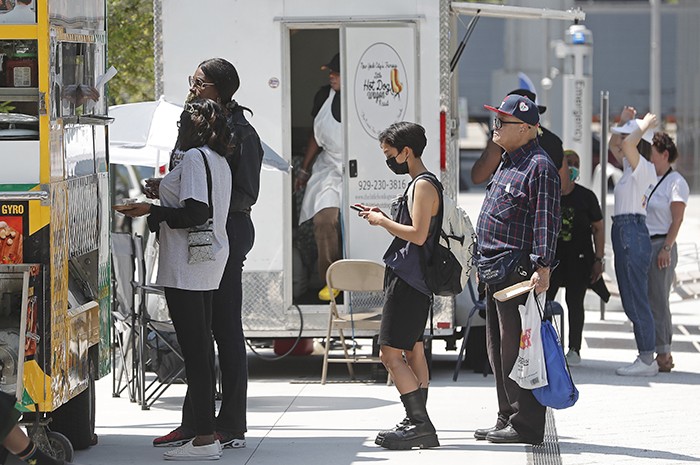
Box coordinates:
[386,153,409,175]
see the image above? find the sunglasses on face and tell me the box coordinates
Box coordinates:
[493,118,522,129]
[188,76,216,89]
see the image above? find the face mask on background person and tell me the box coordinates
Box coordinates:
[569,166,580,182]
[386,151,409,175]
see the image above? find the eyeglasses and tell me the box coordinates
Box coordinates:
[493,118,522,130]
[188,76,216,89]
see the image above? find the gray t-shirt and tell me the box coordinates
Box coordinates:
[155,145,232,290]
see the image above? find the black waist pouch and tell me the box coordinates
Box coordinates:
[476,249,522,285]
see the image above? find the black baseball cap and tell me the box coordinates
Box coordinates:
[484,94,540,126]
[321,53,340,73]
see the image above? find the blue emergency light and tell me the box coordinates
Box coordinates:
[572,31,586,44]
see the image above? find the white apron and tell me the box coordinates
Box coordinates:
[299,89,343,224]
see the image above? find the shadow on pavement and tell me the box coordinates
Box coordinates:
[559,441,700,462]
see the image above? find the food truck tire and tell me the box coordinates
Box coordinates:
[50,368,96,450]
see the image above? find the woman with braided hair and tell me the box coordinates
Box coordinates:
[117,98,232,461]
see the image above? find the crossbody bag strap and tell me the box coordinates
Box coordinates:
[196,148,214,219]
[646,166,672,204]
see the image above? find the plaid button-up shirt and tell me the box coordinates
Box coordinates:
[476,138,561,268]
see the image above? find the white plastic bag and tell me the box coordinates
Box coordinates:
[509,290,548,389]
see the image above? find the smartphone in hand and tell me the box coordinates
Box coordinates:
[350,204,364,212]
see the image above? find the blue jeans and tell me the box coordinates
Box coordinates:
[612,214,655,356]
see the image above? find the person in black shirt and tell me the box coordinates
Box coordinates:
[471,88,569,193]
[150,58,264,451]
[546,150,605,365]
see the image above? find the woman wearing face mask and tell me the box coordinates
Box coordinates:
[355,122,440,450]
[546,150,605,365]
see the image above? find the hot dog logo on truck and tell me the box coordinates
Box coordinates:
[354,42,408,138]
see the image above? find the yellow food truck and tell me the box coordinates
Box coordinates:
[0,0,110,460]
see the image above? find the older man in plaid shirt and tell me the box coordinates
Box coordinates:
[474,94,561,445]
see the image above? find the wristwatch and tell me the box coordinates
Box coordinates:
[593,256,605,265]
[662,244,672,252]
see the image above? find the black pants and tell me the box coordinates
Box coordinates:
[485,258,546,444]
[547,255,589,352]
[182,212,254,435]
[166,287,215,436]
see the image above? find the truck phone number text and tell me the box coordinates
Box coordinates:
[357,179,407,191]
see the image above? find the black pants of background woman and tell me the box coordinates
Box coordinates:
[182,212,254,440]
[546,254,589,353]
[166,288,216,436]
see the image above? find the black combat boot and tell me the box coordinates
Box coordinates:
[379,389,439,450]
[375,387,428,445]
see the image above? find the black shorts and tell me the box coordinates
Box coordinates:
[379,267,431,351]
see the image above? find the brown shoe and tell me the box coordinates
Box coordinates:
[656,353,674,372]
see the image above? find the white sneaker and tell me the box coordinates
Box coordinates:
[163,439,221,461]
[615,357,659,377]
[566,350,581,365]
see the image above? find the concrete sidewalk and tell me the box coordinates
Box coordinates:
[66,192,700,464]
[71,293,700,465]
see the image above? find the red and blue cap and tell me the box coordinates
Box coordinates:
[484,94,540,126]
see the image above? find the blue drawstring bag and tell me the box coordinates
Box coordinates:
[532,309,579,409]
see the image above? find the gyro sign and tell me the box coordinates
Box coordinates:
[353,42,408,138]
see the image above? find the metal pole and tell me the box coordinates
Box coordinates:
[153,0,163,100]
[541,19,550,128]
[650,0,661,116]
[599,91,609,321]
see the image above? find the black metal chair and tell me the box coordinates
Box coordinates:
[132,234,186,410]
[544,299,565,349]
[111,232,139,402]
[453,277,487,381]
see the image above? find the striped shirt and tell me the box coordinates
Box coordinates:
[476,138,561,268]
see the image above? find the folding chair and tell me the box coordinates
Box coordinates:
[132,234,186,410]
[321,259,389,385]
[453,277,486,381]
[111,232,138,402]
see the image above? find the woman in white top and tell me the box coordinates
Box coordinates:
[645,132,689,372]
[294,53,344,302]
[118,99,232,460]
[608,108,660,377]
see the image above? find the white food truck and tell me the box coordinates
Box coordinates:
[157,1,585,355]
